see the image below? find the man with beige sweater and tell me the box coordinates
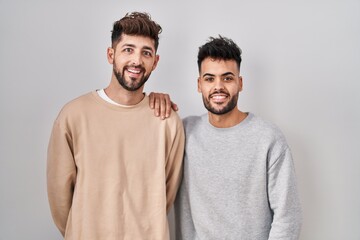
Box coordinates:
[47,12,185,240]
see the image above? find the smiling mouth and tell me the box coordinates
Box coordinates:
[127,68,141,74]
[209,91,229,103]
[125,67,144,80]
[211,94,228,100]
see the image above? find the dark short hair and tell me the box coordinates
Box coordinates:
[197,35,242,71]
[111,12,162,51]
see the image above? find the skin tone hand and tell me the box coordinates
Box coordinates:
[149,92,178,119]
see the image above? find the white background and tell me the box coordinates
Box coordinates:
[1,0,359,239]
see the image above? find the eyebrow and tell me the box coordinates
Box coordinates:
[142,46,154,52]
[202,72,235,78]
[121,43,155,53]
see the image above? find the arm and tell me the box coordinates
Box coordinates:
[174,178,196,240]
[47,119,77,236]
[165,122,185,212]
[149,92,178,120]
[267,147,302,240]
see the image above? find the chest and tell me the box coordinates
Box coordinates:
[184,130,269,186]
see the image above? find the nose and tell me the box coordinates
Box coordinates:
[130,51,143,66]
[213,78,224,91]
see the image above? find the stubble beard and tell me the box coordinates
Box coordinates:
[202,92,239,115]
[113,64,150,91]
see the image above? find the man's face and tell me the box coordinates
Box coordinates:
[107,34,159,91]
[198,58,242,115]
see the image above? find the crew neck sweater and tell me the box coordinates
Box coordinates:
[47,91,185,240]
[175,113,301,240]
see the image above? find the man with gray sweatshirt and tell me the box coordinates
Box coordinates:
[174,36,302,240]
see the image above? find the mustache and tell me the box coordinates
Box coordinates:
[125,65,145,72]
[209,89,229,98]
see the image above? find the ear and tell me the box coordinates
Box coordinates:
[151,55,160,71]
[238,76,243,92]
[197,77,201,93]
[107,47,114,64]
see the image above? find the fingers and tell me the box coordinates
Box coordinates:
[158,94,169,119]
[163,94,171,119]
[150,92,176,119]
[171,102,178,112]
[154,94,160,117]
[149,92,155,109]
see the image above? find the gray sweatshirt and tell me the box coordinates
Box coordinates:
[174,113,302,240]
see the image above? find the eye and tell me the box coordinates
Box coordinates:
[123,48,133,53]
[204,77,214,82]
[224,76,234,81]
[143,51,153,57]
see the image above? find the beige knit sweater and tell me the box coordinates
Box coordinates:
[47,92,185,240]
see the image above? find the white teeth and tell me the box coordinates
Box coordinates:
[127,69,141,74]
[211,95,227,100]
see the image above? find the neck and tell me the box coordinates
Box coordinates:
[208,108,248,128]
[105,77,145,105]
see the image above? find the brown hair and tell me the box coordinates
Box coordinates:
[111,12,162,51]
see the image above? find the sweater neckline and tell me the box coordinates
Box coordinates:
[90,90,148,112]
[202,112,253,132]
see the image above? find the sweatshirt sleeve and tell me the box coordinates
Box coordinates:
[165,123,185,213]
[174,178,196,240]
[267,147,302,240]
[47,118,77,236]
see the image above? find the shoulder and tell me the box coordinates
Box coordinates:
[182,114,205,132]
[55,92,94,122]
[164,110,184,131]
[61,92,94,111]
[248,113,289,149]
[182,115,202,126]
[249,113,285,137]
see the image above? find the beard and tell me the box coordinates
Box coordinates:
[113,63,150,91]
[202,90,239,115]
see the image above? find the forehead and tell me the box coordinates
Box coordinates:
[200,58,239,75]
[115,34,156,51]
